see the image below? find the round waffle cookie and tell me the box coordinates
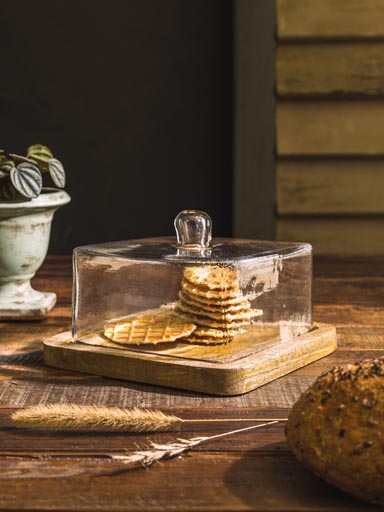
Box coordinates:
[183,334,232,345]
[183,265,240,291]
[175,305,249,330]
[176,299,259,324]
[192,326,240,338]
[104,311,196,345]
[181,280,240,300]
[182,326,239,344]
[179,291,251,313]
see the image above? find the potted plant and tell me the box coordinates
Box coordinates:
[0,145,70,319]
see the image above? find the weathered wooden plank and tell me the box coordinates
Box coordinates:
[314,256,384,278]
[277,160,384,214]
[0,318,71,355]
[314,278,384,307]
[0,453,376,511]
[277,101,384,156]
[277,43,384,96]
[292,349,384,376]
[314,305,384,327]
[277,0,384,39]
[0,374,315,410]
[277,217,384,255]
[336,327,384,348]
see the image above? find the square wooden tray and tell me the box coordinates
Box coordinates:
[43,323,337,395]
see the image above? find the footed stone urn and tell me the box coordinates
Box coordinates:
[0,188,70,319]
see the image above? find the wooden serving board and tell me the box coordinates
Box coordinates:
[43,323,337,395]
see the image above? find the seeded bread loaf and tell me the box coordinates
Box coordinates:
[286,358,384,506]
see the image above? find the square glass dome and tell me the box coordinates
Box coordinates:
[72,211,312,347]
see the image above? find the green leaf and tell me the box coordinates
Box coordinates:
[27,144,53,159]
[27,145,53,173]
[0,178,28,201]
[0,154,8,169]
[48,158,65,188]
[28,155,49,172]
[10,163,42,198]
[0,159,15,174]
[9,153,37,165]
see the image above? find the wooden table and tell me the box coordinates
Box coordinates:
[0,256,383,511]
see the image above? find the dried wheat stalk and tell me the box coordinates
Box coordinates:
[11,404,287,432]
[101,421,280,472]
[11,405,181,432]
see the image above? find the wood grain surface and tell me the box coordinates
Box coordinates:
[277,101,384,156]
[0,255,383,511]
[277,160,384,214]
[277,0,384,39]
[277,43,384,97]
[277,217,384,255]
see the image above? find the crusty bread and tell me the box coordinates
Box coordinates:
[286,358,384,506]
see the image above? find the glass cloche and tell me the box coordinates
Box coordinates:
[72,210,312,348]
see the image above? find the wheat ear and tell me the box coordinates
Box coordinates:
[100,421,280,472]
[11,404,181,432]
[11,404,288,432]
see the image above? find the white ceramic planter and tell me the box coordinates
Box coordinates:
[0,188,71,319]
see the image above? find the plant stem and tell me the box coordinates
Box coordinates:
[183,417,287,423]
[197,420,281,443]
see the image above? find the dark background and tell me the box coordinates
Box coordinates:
[0,0,233,253]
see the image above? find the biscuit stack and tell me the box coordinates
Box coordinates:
[175,265,261,344]
[103,265,262,347]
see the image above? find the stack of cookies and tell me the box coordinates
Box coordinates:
[103,265,262,347]
[175,265,262,344]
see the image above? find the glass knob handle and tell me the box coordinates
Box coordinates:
[174,210,212,249]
